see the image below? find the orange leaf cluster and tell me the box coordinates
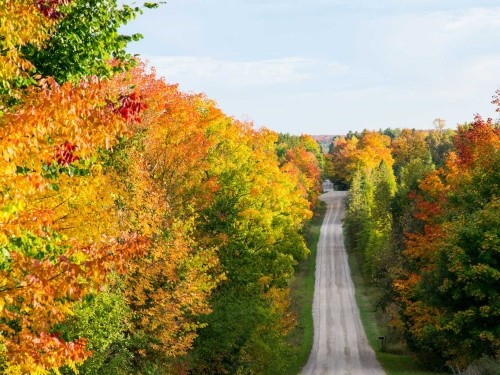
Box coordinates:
[330,131,393,182]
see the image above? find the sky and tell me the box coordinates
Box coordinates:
[120,0,500,135]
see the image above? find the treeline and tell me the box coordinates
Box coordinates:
[0,1,324,374]
[329,111,499,370]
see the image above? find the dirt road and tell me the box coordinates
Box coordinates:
[301,190,386,375]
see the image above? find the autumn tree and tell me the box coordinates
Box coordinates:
[329,130,393,188]
[353,130,394,172]
[387,129,436,295]
[0,43,318,372]
[51,65,316,374]
[117,69,222,371]
[328,135,358,187]
[390,128,432,178]
[0,2,160,371]
[276,133,324,206]
[188,123,312,374]
[0,75,150,373]
[394,115,500,369]
[0,58,220,373]
[52,66,224,374]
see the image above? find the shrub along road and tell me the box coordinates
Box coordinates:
[301,190,385,375]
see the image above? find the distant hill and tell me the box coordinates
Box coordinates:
[312,135,339,153]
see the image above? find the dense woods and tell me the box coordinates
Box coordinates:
[1,1,499,374]
[332,107,499,371]
[0,1,323,373]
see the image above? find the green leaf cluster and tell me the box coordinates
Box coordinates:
[22,0,145,83]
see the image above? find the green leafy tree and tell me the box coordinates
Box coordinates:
[22,0,155,83]
[59,280,134,375]
[344,168,372,254]
[364,160,396,278]
[426,119,455,168]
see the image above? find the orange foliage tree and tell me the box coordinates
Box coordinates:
[0,75,151,373]
[108,66,223,366]
[329,130,393,186]
[276,134,323,206]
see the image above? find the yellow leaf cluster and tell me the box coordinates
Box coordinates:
[0,0,66,104]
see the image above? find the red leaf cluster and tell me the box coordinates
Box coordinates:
[454,115,500,167]
[35,0,70,20]
[115,92,148,123]
[50,141,79,166]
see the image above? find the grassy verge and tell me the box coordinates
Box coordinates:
[347,249,446,375]
[286,202,326,375]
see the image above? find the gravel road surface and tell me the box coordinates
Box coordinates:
[301,190,386,375]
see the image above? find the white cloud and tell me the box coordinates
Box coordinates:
[431,54,500,104]
[143,56,348,88]
[445,7,500,31]
[360,6,500,80]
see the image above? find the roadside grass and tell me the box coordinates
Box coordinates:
[286,202,326,375]
[347,248,447,375]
